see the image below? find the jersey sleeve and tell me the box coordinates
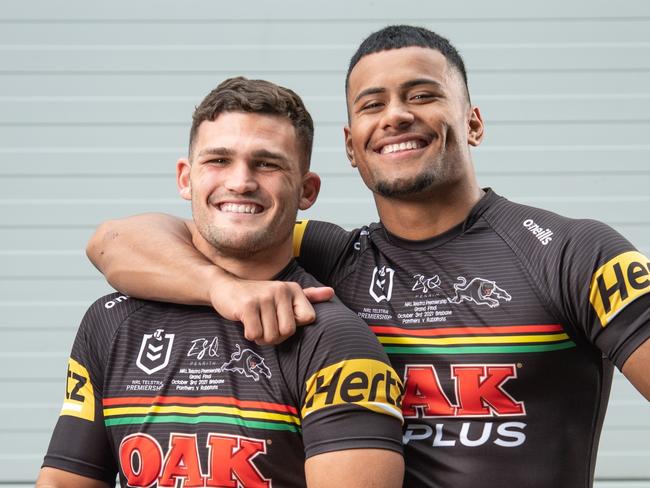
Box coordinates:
[279,299,404,459]
[560,220,650,368]
[486,197,650,370]
[293,220,360,286]
[42,298,119,484]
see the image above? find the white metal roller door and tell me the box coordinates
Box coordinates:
[1,0,648,484]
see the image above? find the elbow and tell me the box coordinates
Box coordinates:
[86,219,121,274]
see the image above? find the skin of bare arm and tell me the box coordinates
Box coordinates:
[35,467,111,488]
[86,213,334,344]
[621,337,650,400]
[305,449,404,488]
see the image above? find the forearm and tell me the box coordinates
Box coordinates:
[86,213,330,342]
[622,337,650,401]
[86,213,219,305]
[36,467,110,488]
[305,449,404,488]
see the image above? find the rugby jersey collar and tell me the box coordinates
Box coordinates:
[379,188,500,250]
[273,258,300,281]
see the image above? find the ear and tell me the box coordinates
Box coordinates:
[343,125,357,168]
[467,106,484,147]
[176,158,192,200]
[298,171,321,210]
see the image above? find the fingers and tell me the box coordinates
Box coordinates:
[258,295,281,345]
[276,287,298,341]
[210,279,320,346]
[239,303,264,343]
[303,286,335,303]
[292,290,317,326]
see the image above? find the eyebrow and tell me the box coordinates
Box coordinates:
[197,147,288,163]
[401,78,444,91]
[197,147,235,158]
[353,78,444,104]
[353,87,386,105]
[251,149,288,162]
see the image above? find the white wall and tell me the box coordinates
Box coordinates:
[1,0,649,484]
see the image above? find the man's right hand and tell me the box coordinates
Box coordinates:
[87,213,334,345]
[209,275,334,344]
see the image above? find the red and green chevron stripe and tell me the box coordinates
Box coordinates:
[370,323,576,355]
[102,395,301,433]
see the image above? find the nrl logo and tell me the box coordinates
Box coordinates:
[448,276,512,308]
[136,329,175,375]
[221,345,271,382]
[369,265,395,303]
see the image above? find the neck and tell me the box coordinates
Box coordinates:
[208,238,294,281]
[375,180,484,241]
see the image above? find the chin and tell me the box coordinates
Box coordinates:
[375,173,436,198]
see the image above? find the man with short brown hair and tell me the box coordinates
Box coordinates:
[37,76,405,488]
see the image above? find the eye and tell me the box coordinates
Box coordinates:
[256,160,280,170]
[359,101,384,112]
[205,158,228,166]
[410,92,434,102]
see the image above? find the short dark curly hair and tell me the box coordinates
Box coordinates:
[346,25,470,105]
[189,77,314,170]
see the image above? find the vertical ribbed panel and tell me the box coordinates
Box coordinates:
[1,0,648,483]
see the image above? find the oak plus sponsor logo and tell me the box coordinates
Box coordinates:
[369,265,395,303]
[302,359,403,420]
[448,276,511,308]
[136,329,175,375]
[119,432,270,488]
[221,344,271,382]
[412,273,441,294]
[590,250,650,326]
[402,363,526,448]
[522,218,554,245]
[60,357,95,421]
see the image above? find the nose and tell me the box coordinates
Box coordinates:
[224,161,258,194]
[381,100,415,130]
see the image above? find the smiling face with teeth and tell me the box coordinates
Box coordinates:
[176,112,319,267]
[344,46,484,202]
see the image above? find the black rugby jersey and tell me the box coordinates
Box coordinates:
[43,261,403,487]
[295,189,650,488]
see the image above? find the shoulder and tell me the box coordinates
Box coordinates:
[298,219,367,249]
[81,292,149,330]
[308,296,388,363]
[484,194,632,255]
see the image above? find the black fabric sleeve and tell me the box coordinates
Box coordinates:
[279,298,404,459]
[556,220,650,368]
[486,199,650,370]
[593,292,650,369]
[294,220,360,286]
[42,298,120,484]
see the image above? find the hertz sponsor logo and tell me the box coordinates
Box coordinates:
[589,251,650,326]
[61,357,95,421]
[302,359,403,420]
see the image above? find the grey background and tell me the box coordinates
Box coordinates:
[1,0,649,486]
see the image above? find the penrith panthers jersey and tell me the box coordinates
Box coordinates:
[295,189,650,488]
[43,261,403,487]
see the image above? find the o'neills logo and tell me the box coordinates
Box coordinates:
[522,219,553,245]
[589,251,650,326]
